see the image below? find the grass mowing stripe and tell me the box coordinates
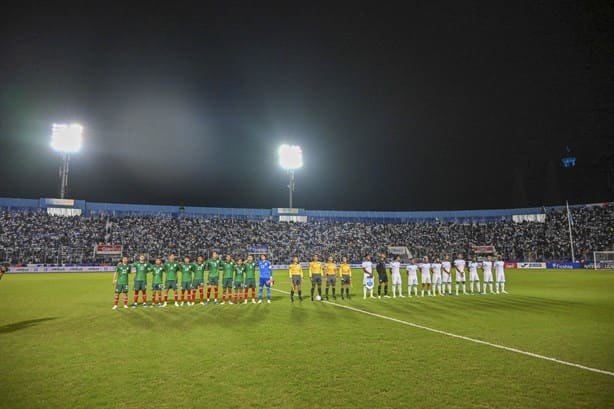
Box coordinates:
[271,287,614,377]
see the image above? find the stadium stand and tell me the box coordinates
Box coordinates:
[0,198,611,265]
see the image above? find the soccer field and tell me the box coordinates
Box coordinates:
[1,269,613,409]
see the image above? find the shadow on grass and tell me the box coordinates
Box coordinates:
[0,317,59,334]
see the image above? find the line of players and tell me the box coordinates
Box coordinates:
[360,254,508,299]
[112,252,274,309]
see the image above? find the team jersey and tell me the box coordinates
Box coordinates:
[469,261,479,273]
[289,263,303,277]
[180,263,193,283]
[339,263,352,276]
[390,261,401,275]
[163,261,179,281]
[221,260,235,279]
[482,261,493,274]
[192,262,206,280]
[151,265,164,285]
[441,261,452,273]
[234,265,245,282]
[454,259,466,272]
[115,263,131,285]
[324,262,337,276]
[244,261,256,279]
[257,260,272,279]
[431,262,442,275]
[206,258,221,278]
[494,260,504,274]
[407,264,418,278]
[132,261,150,282]
[309,261,323,277]
[362,260,373,278]
[419,263,431,275]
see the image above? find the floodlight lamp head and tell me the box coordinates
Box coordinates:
[51,123,83,153]
[278,144,303,170]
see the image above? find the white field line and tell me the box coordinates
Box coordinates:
[272,288,614,377]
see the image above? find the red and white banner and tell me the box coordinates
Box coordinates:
[472,245,495,254]
[504,262,517,269]
[94,244,122,255]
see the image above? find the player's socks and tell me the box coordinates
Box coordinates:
[298,290,303,300]
[489,283,494,293]
[421,289,424,296]
[477,282,481,293]
[332,287,336,298]
[123,295,128,305]
[134,292,138,304]
[214,288,219,299]
[470,282,474,293]
[462,284,467,294]
[290,290,294,301]
[317,288,322,297]
[266,287,271,300]
[363,287,367,299]
[392,286,396,297]
[114,294,119,305]
[325,288,329,299]
[174,293,178,301]
[206,288,211,298]
[384,285,388,296]
[251,288,256,299]
[346,288,350,298]
[181,291,185,302]
[311,287,315,300]
[501,283,506,292]
[142,291,147,304]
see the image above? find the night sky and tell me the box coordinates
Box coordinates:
[1,2,612,211]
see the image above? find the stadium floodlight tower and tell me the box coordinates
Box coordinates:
[278,144,303,209]
[50,123,83,199]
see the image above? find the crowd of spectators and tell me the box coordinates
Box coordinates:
[0,205,612,265]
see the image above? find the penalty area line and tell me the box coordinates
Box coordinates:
[272,288,614,377]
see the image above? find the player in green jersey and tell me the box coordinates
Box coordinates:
[243,255,257,304]
[163,254,181,307]
[233,258,246,303]
[192,256,207,305]
[220,254,236,304]
[180,256,194,306]
[150,258,164,306]
[132,254,151,308]
[206,252,221,304]
[112,256,131,310]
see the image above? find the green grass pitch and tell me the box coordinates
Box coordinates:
[1,269,613,409]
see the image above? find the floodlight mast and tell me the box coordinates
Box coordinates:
[278,144,303,209]
[51,123,83,199]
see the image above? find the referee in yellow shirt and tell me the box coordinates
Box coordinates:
[309,255,323,301]
[339,256,352,300]
[324,256,338,300]
[288,256,303,302]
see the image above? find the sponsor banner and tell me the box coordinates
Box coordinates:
[472,245,495,254]
[546,262,584,269]
[517,262,547,269]
[8,266,116,273]
[247,245,269,254]
[43,198,75,207]
[387,246,408,255]
[94,244,122,255]
[504,262,517,269]
[277,208,299,214]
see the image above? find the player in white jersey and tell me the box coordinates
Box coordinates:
[468,256,482,294]
[441,255,452,295]
[406,259,419,297]
[431,257,444,296]
[419,256,432,296]
[362,255,375,299]
[494,255,508,294]
[389,255,404,298]
[453,254,467,295]
[481,255,495,294]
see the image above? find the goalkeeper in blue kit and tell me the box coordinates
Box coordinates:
[257,254,273,304]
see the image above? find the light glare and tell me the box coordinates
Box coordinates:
[51,123,83,153]
[278,144,303,170]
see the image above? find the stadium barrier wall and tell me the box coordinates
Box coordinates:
[8,266,117,273]
[546,262,584,269]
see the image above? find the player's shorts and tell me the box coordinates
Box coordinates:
[391,273,402,285]
[455,272,466,283]
[408,276,418,286]
[182,281,193,290]
[291,275,302,286]
[469,272,480,282]
[311,274,322,285]
[483,273,493,283]
[151,283,163,291]
[165,280,178,290]
[442,273,452,284]
[133,280,146,291]
[431,274,442,285]
[341,274,351,285]
[234,281,244,289]
[363,277,374,289]
[496,272,505,283]
[223,278,233,289]
[208,277,219,286]
[115,283,129,293]
[259,277,271,288]
[326,275,337,286]
[192,279,204,288]
[245,278,256,288]
[378,273,388,284]
[421,273,431,284]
